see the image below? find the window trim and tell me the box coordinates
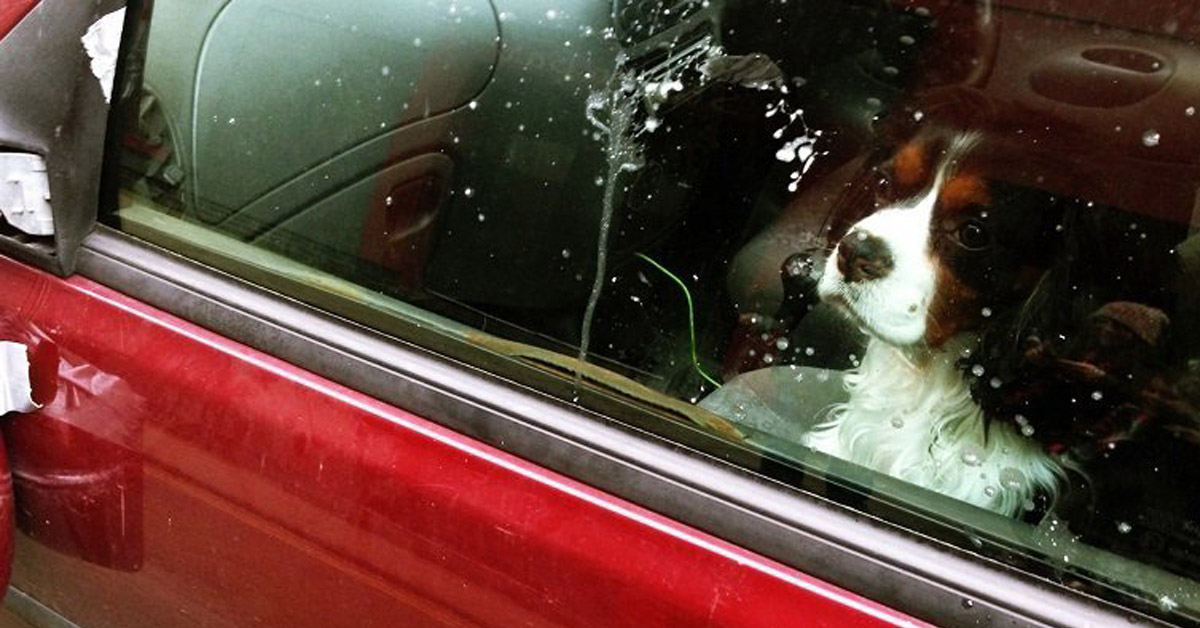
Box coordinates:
[76,225,1170,628]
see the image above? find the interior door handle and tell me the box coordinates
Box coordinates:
[1030,45,1172,108]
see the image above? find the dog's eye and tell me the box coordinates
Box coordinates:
[957,219,991,250]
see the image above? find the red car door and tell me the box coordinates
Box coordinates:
[1,1,1194,628]
[0,252,927,628]
[0,3,924,626]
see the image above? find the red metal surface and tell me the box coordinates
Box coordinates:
[0,0,37,39]
[0,255,929,628]
[0,432,12,595]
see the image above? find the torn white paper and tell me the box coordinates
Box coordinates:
[0,341,38,414]
[0,153,54,236]
[81,7,125,103]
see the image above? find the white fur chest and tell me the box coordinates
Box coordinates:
[801,338,1063,516]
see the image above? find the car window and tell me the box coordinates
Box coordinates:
[104,0,1200,622]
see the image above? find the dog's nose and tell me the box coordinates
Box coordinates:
[836,230,894,282]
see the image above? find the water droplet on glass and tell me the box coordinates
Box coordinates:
[385,196,394,206]
[1021,424,1035,437]
[594,176,604,186]
[891,417,905,429]
[971,364,985,376]
[227,117,237,125]
[413,37,422,47]
[1159,595,1179,612]
[463,187,475,197]
[989,377,1002,389]
[960,446,984,467]
[544,8,559,19]
[1142,129,1161,147]
[381,66,390,76]
[775,338,790,351]
[476,212,486,222]
[1091,390,1104,401]
[561,249,571,259]
[804,346,815,356]
[1117,521,1132,534]
[1000,467,1024,490]
[983,486,997,497]
[762,353,775,364]
[468,101,479,110]
[1187,106,1197,117]
[981,306,992,317]
[961,598,974,610]
[899,34,916,45]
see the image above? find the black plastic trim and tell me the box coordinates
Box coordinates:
[76,226,1169,628]
[0,0,127,275]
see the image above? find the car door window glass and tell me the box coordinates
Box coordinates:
[105,0,1200,622]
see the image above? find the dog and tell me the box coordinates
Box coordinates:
[798,127,1088,517]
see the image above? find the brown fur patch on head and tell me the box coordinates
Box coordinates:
[938,174,989,212]
[925,260,982,348]
[893,142,929,189]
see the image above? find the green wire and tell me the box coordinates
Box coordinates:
[635,253,722,389]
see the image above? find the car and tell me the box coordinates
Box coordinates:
[0,0,1198,626]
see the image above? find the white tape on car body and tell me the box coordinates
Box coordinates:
[81,7,125,103]
[0,341,38,414]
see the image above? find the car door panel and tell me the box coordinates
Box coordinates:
[4,1,1192,626]
[0,254,921,628]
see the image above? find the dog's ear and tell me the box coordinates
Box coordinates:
[967,200,1184,441]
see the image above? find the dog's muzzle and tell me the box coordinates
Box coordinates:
[836,230,894,282]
